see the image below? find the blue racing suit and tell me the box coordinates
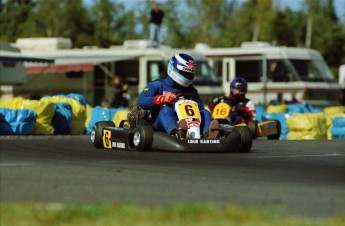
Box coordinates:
[138,76,212,135]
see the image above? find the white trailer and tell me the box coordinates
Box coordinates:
[195,42,342,107]
[15,38,223,106]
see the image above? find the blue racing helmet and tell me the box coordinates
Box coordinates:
[230,77,247,98]
[167,53,196,87]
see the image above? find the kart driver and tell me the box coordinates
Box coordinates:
[138,53,219,139]
[208,77,256,125]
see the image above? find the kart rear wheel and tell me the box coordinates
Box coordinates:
[267,120,281,140]
[247,120,258,138]
[91,121,115,148]
[233,126,253,153]
[133,122,154,151]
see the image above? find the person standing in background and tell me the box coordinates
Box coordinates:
[149,2,164,48]
[111,75,130,108]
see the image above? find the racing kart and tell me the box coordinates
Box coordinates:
[211,98,281,140]
[91,93,253,153]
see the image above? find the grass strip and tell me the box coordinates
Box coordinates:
[1,202,344,226]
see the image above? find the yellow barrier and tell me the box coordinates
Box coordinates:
[286,112,327,140]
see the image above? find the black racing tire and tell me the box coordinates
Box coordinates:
[233,126,253,153]
[267,120,281,140]
[119,120,127,128]
[247,120,258,139]
[135,123,154,152]
[91,121,115,148]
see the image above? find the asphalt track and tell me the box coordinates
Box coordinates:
[0,136,344,218]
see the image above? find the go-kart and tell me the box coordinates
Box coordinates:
[211,98,281,140]
[91,93,253,152]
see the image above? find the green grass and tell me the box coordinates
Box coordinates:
[1,202,344,226]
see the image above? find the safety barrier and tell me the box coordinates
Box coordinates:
[0,94,128,135]
[255,104,345,140]
[1,96,343,140]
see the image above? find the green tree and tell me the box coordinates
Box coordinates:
[304,0,345,71]
[186,0,235,47]
[0,0,36,42]
[117,9,141,41]
[250,0,277,42]
[162,0,192,47]
[161,0,236,48]
[64,0,94,47]
[32,0,93,47]
[271,9,297,46]
[91,0,123,47]
[228,0,255,46]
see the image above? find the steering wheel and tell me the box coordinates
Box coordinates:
[176,92,196,100]
[213,96,231,105]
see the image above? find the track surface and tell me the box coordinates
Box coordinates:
[1,136,344,217]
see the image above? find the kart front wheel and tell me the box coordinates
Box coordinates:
[233,126,253,153]
[133,123,154,152]
[91,121,115,148]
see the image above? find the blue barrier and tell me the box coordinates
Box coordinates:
[331,127,345,139]
[86,106,128,134]
[52,103,73,135]
[0,108,37,135]
[332,117,345,128]
[0,114,12,135]
[287,103,314,114]
[66,93,87,106]
[255,105,266,123]
[331,116,345,139]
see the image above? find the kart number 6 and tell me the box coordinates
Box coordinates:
[102,129,112,149]
[177,102,200,119]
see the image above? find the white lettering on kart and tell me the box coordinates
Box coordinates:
[187,140,220,144]
[112,142,126,149]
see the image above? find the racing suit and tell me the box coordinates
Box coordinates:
[138,76,212,135]
[208,95,256,125]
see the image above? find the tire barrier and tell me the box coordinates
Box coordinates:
[330,116,345,139]
[254,105,266,123]
[287,113,327,140]
[0,98,55,135]
[266,104,288,114]
[52,103,72,135]
[43,96,86,135]
[0,95,343,139]
[291,103,321,114]
[85,106,128,135]
[0,108,37,135]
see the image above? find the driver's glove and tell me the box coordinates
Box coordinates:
[212,97,219,105]
[208,96,220,111]
[154,93,177,105]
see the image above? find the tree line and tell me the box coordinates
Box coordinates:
[1,0,344,76]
